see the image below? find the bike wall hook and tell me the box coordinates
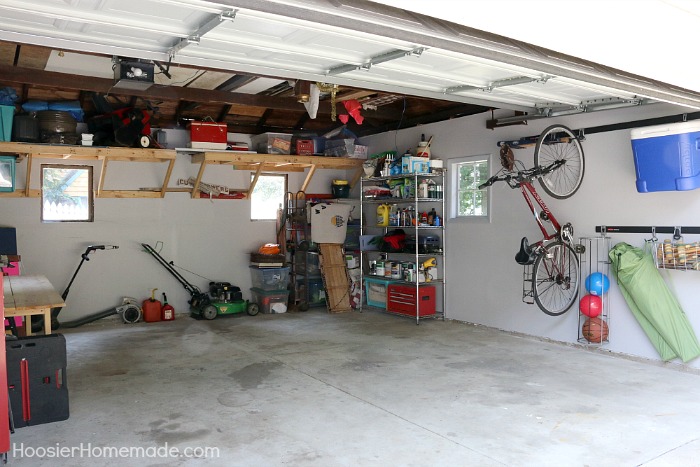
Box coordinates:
[673,227,682,241]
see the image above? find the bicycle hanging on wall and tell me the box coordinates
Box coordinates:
[479,124,585,316]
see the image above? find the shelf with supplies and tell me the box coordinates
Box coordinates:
[359,170,446,323]
[0,142,365,200]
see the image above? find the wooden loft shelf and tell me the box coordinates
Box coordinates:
[0,142,176,198]
[0,142,175,162]
[0,143,365,199]
[183,150,364,199]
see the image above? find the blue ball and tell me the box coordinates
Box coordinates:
[585,272,610,296]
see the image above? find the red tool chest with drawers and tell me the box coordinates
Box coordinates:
[387,284,436,317]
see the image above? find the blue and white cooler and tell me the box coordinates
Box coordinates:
[631,121,700,192]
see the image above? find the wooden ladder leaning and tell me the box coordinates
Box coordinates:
[318,244,352,313]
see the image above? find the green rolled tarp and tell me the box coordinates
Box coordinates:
[609,242,700,362]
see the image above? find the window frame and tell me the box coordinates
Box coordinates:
[448,154,492,223]
[249,172,288,221]
[40,164,94,223]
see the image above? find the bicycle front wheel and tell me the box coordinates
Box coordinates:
[534,124,585,199]
[532,241,580,316]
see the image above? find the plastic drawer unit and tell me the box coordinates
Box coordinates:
[387,284,436,317]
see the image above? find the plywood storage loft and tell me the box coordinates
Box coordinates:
[0,142,364,199]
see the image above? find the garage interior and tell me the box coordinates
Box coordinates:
[2,0,700,465]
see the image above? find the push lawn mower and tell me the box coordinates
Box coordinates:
[141,243,259,319]
[30,245,142,333]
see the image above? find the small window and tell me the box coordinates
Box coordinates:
[41,164,94,222]
[250,173,287,220]
[450,155,490,220]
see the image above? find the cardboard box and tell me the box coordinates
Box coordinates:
[401,156,430,174]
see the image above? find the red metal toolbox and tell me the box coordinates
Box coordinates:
[188,121,227,149]
[387,284,436,317]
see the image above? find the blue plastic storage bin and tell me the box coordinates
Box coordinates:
[631,121,700,192]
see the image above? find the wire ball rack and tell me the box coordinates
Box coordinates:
[577,236,612,346]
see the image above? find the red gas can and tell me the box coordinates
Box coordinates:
[161,293,175,321]
[142,288,162,322]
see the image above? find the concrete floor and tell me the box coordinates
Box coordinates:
[6,308,700,466]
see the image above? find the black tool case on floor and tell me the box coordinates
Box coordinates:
[5,334,69,428]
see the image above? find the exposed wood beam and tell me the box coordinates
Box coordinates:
[0,65,404,120]
[175,100,190,123]
[15,44,51,69]
[354,103,491,136]
[293,113,310,131]
[217,104,232,122]
[0,64,326,112]
[0,42,16,65]
[337,90,377,102]
[256,109,273,131]
[217,75,258,92]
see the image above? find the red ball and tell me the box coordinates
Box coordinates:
[582,317,609,343]
[579,294,603,318]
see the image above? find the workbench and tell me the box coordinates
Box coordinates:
[3,275,64,335]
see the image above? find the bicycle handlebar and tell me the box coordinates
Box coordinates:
[478,160,564,190]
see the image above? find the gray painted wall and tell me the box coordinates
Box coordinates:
[360,103,700,371]
[0,134,351,323]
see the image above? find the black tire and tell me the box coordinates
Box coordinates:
[247,303,260,316]
[201,305,218,320]
[532,241,579,316]
[534,124,585,199]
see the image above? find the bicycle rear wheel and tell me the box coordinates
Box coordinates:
[534,124,585,199]
[532,241,579,316]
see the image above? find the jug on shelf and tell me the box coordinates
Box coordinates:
[377,203,390,227]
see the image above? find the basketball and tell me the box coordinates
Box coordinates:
[585,272,610,296]
[579,294,603,318]
[582,317,609,343]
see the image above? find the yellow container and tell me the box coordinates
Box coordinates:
[376,203,390,227]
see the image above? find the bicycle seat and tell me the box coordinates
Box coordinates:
[515,237,535,265]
